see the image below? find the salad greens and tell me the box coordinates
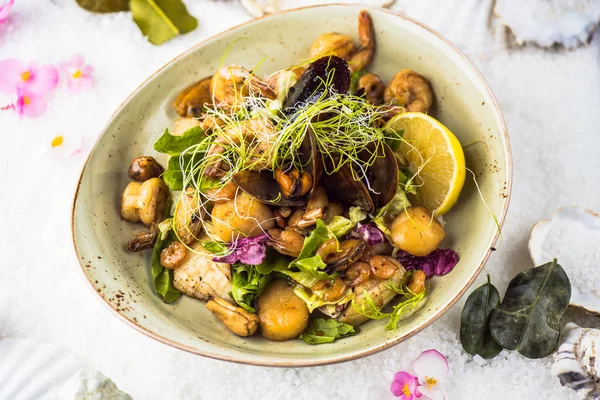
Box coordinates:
[153,127,207,190]
[299,318,359,344]
[151,232,182,303]
[326,206,367,237]
[230,264,271,312]
[373,187,411,236]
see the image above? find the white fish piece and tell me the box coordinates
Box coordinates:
[60,369,132,400]
[529,206,600,314]
[552,323,600,399]
[173,239,233,302]
[495,0,600,49]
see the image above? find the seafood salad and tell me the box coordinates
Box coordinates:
[119,10,465,343]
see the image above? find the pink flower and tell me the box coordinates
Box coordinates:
[15,87,46,119]
[390,371,420,400]
[0,0,14,23]
[59,55,94,93]
[0,59,58,95]
[412,349,449,400]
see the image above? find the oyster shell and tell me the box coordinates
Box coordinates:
[529,207,600,314]
[552,323,600,399]
[495,0,600,49]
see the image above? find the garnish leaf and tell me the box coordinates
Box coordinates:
[230,264,271,313]
[297,219,335,259]
[299,318,359,345]
[490,259,571,359]
[130,0,198,45]
[75,0,129,13]
[373,187,410,236]
[201,241,227,255]
[151,232,182,303]
[161,155,188,190]
[154,127,204,156]
[460,275,502,359]
[294,282,354,312]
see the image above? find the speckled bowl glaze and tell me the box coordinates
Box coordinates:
[72,4,512,366]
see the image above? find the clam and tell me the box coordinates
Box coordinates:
[233,130,322,206]
[551,322,600,399]
[321,141,399,213]
[173,76,212,118]
[529,206,600,314]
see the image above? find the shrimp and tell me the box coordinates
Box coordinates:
[309,10,375,73]
[347,10,375,73]
[383,69,434,113]
[357,72,385,105]
[204,116,278,177]
[210,65,276,111]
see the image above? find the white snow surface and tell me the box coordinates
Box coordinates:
[1,0,600,399]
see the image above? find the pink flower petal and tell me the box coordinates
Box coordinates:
[0,58,23,93]
[26,63,59,94]
[66,74,94,92]
[391,371,419,399]
[69,54,85,68]
[0,0,15,23]
[412,349,449,385]
[81,65,93,75]
[416,386,445,400]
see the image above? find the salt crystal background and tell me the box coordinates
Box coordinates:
[1,0,600,399]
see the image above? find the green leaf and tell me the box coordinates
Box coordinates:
[230,264,272,312]
[154,127,204,156]
[289,255,331,285]
[460,275,502,359]
[294,285,354,312]
[299,318,359,344]
[326,206,367,237]
[373,187,411,236]
[151,233,182,303]
[349,71,367,95]
[297,219,335,259]
[75,0,129,13]
[162,155,188,191]
[130,0,198,45]
[254,250,290,275]
[201,241,228,255]
[490,259,571,359]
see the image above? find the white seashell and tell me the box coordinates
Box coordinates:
[529,207,600,314]
[494,0,600,49]
[59,369,132,400]
[552,323,600,399]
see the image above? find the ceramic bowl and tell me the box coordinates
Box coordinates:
[72,4,512,366]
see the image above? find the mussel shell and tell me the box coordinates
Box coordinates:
[173,76,212,117]
[321,141,398,213]
[283,56,351,116]
[233,130,322,206]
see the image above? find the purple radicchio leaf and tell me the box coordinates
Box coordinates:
[396,248,459,278]
[350,223,386,246]
[213,234,269,265]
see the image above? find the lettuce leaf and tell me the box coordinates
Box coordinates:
[326,206,367,237]
[201,241,228,255]
[230,264,272,312]
[294,285,354,312]
[154,127,204,156]
[297,219,336,259]
[151,233,182,303]
[373,188,411,236]
[299,318,359,344]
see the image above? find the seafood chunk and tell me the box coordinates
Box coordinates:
[173,240,232,302]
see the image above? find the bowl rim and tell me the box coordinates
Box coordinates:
[71,3,513,367]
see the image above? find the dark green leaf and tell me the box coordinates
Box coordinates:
[230,264,272,312]
[490,259,571,359]
[161,155,188,191]
[130,0,198,45]
[299,318,359,344]
[154,127,204,156]
[151,233,182,303]
[254,249,289,275]
[75,0,129,13]
[460,275,502,359]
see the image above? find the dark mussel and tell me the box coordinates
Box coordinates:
[282,56,351,116]
[321,141,398,213]
[233,130,322,206]
[173,76,212,118]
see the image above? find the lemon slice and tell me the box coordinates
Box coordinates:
[384,112,466,215]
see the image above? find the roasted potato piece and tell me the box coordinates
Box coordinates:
[257,280,309,341]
